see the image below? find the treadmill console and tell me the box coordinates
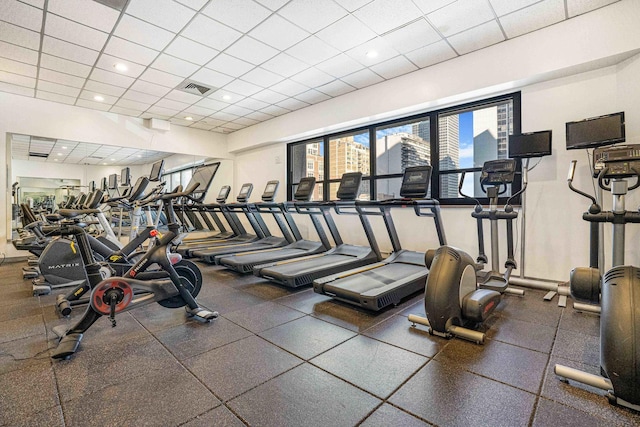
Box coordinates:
[336,172,363,200]
[400,166,431,199]
[216,185,231,203]
[237,183,253,203]
[294,177,315,201]
[480,159,516,186]
[261,180,279,202]
[593,144,640,178]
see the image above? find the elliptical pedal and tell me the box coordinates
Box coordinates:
[185,306,218,322]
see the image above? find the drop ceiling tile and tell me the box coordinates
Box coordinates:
[84,80,126,97]
[151,54,200,77]
[37,79,81,97]
[316,15,377,51]
[0,57,37,77]
[290,67,334,87]
[42,36,99,66]
[333,0,373,12]
[270,78,308,96]
[404,39,457,68]
[345,37,399,66]
[76,98,112,111]
[221,122,246,130]
[195,96,229,110]
[146,105,181,116]
[567,0,618,17]
[371,54,418,79]
[140,67,185,88]
[412,0,457,14]
[252,88,288,103]
[0,0,43,31]
[114,14,175,51]
[154,97,191,111]
[96,54,146,78]
[222,79,263,97]
[0,71,36,87]
[233,116,260,126]
[79,90,117,103]
[164,36,219,66]
[200,118,226,126]
[104,37,160,66]
[165,89,204,104]
[128,81,170,98]
[189,121,216,130]
[175,0,208,9]
[225,36,279,65]
[254,0,288,10]
[36,90,75,104]
[40,53,92,77]
[191,67,235,89]
[209,111,239,121]
[260,104,289,116]
[315,79,356,97]
[316,53,364,78]
[354,0,423,35]
[234,97,270,110]
[0,41,38,65]
[447,20,505,55]
[169,117,195,126]
[0,21,40,50]
[500,0,565,38]
[220,104,254,116]
[427,0,496,37]
[383,19,442,54]
[340,68,383,88]
[115,98,151,111]
[279,0,348,33]
[20,0,45,8]
[48,0,119,32]
[109,106,143,116]
[240,67,284,87]
[39,68,85,87]
[261,53,309,78]
[140,112,171,120]
[245,110,274,121]
[489,0,541,16]
[181,14,243,51]
[294,89,331,104]
[210,127,230,134]
[126,0,196,33]
[44,13,108,51]
[286,36,340,66]
[90,68,135,88]
[249,14,310,51]
[205,53,254,77]
[276,97,310,110]
[184,105,216,116]
[203,0,271,32]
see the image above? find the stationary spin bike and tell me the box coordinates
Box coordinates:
[555,145,640,412]
[409,159,524,344]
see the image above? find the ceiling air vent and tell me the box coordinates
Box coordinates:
[29,152,49,158]
[178,80,214,97]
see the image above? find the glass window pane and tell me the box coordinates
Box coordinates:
[439,101,513,173]
[442,171,512,199]
[291,140,324,184]
[375,118,431,175]
[329,131,370,179]
[181,169,193,188]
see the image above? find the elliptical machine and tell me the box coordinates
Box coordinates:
[409,159,525,344]
[555,145,640,412]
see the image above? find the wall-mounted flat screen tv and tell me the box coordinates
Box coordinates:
[566,112,625,150]
[509,130,552,158]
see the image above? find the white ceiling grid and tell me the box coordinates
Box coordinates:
[0,0,622,134]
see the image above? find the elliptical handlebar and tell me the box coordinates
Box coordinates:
[458,171,482,208]
[567,160,598,205]
[597,166,640,192]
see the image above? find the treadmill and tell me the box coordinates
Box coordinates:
[179,186,235,242]
[313,166,447,311]
[176,183,261,257]
[218,177,331,273]
[191,181,296,264]
[254,172,380,288]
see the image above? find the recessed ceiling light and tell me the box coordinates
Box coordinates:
[366,50,378,58]
[114,63,128,72]
[62,146,67,149]
[136,154,142,158]
[57,153,63,156]
[185,116,193,121]
[103,162,108,165]
[222,95,232,101]
[94,95,104,102]
[110,158,115,161]
[54,159,58,161]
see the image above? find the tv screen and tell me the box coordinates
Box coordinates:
[509,130,552,158]
[265,182,278,194]
[89,180,95,192]
[149,160,164,181]
[120,167,130,186]
[101,177,107,191]
[566,112,625,150]
[108,173,118,190]
[187,162,220,201]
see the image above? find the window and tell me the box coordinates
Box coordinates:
[287,93,521,204]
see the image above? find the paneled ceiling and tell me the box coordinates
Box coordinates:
[0,0,620,134]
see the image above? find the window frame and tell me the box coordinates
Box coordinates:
[286,92,522,205]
